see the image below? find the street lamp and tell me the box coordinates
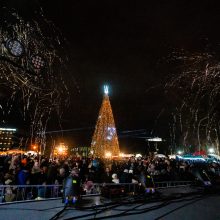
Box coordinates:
[32,145,37,151]
[54,143,68,156]
[177,150,183,155]
[208,148,215,153]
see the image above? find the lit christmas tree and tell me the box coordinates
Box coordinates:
[91,85,120,158]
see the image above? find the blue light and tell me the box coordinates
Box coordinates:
[104,85,109,94]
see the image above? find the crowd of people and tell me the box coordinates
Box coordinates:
[0,153,220,201]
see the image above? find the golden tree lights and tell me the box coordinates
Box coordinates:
[91,85,120,158]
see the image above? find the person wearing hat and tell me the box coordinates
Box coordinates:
[4,186,15,202]
[112,173,119,184]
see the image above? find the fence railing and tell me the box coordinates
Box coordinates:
[154,181,193,189]
[0,184,62,203]
[87,182,139,196]
[0,180,193,204]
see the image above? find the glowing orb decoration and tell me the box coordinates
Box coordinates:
[6,39,24,57]
[30,54,45,70]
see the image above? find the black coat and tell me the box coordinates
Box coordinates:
[101,172,112,183]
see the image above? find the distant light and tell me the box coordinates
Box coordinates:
[208,148,215,153]
[177,150,183,155]
[104,85,109,95]
[147,137,162,142]
[135,154,142,158]
[119,152,124,157]
[0,128,16,131]
[168,155,176,159]
[105,151,112,158]
[58,146,64,153]
[180,156,206,161]
[6,39,24,57]
[55,143,68,155]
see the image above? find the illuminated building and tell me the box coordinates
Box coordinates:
[71,146,90,157]
[91,85,120,158]
[0,128,16,151]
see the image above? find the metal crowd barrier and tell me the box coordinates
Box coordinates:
[0,180,193,204]
[86,182,139,195]
[85,181,193,195]
[154,181,193,189]
[0,184,62,203]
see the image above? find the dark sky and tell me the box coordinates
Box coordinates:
[1,0,220,152]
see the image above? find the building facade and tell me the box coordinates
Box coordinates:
[71,146,90,157]
[0,128,16,151]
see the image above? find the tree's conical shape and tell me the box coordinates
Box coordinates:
[91,88,120,158]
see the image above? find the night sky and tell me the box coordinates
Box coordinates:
[1,0,220,153]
